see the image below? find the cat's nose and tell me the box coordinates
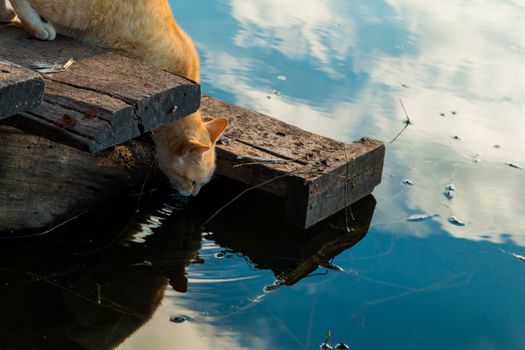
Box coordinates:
[191,186,201,196]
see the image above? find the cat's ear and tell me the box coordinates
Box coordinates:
[178,139,210,157]
[205,117,228,144]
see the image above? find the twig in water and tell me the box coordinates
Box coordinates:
[0,267,144,318]
[201,174,292,227]
[390,99,413,144]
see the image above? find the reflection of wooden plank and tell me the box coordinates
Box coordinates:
[0,59,44,120]
[0,25,200,152]
[198,179,376,286]
[201,96,385,228]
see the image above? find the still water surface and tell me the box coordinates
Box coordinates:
[2,0,525,349]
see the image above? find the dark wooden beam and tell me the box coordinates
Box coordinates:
[0,25,200,152]
[0,95,384,233]
[0,125,156,233]
[0,59,44,119]
[202,96,385,229]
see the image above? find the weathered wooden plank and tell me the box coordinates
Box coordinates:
[201,96,385,228]
[0,25,200,152]
[0,59,44,119]
[0,125,155,233]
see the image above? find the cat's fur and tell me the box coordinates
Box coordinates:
[1,0,228,196]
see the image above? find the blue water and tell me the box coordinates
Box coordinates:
[1,1,524,349]
[123,1,525,348]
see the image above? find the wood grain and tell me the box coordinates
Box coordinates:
[202,96,385,228]
[0,25,200,152]
[0,59,44,120]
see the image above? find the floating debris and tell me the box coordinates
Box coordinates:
[169,315,188,324]
[401,179,414,186]
[511,253,525,263]
[407,214,438,222]
[440,113,446,117]
[451,111,457,115]
[31,58,75,74]
[320,330,332,350]
[272,89,280,96]
[452,135,461,140]
[277,75,287,81]
[443,190,455,200]
[506,162,524,169]
[142,261,153,267]
[401,84,410,89]
[494,144,501,149]
[335,343,350,350]
[444,183,456,191]
[448,216,466,226]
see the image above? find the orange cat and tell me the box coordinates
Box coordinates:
[1,0,228,196]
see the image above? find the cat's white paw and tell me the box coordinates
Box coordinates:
[31,20,56,40]
[0,7,16,22]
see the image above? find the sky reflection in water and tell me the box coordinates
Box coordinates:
[5,0,522,349]
[122,0,525,349]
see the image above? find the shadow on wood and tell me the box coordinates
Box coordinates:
[0,125,156,233]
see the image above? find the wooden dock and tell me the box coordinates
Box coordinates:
[0,59,44,120]
[0,24,385,234]
[202,97,384,228]
[0,25,200,152]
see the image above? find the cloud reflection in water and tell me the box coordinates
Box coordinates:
[198,0,525,245]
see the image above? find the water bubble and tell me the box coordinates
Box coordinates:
[443,190,455,200]
[506,162,524,169]
[407,214,438,222]
[169,315,188,324]
[448,217,466,226]
[444,183,457,191]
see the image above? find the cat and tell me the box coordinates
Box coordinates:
[1,0,228,197]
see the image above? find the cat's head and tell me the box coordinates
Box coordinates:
[156,117,228,197]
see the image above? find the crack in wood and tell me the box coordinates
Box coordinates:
[232,137,310,165]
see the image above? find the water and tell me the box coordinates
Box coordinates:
[2,0,525,349]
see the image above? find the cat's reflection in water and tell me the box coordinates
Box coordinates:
[0,180,376,349]
[0,195,203,350]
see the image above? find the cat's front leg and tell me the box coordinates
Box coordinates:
[9,0,55,40]
[0,0,16,22]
